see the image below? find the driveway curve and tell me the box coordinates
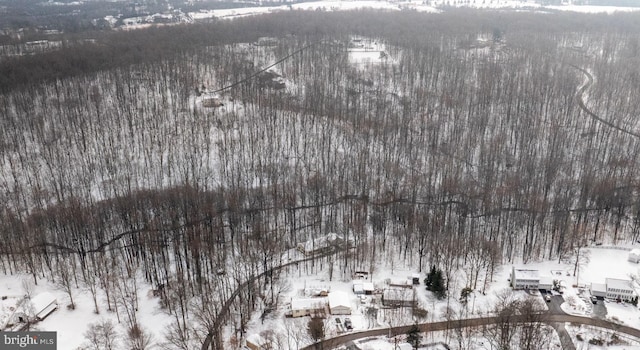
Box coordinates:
[572,65,640,139]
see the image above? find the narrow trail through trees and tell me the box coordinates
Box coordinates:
[572,65,640,139]
[201,247,349,350]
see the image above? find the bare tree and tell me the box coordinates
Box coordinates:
[83,319,119,350]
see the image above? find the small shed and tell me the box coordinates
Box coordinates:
[328,291,352,315]
[629,249,640,263]
[362,282,375,295]
[411,273,421,285]
[30,292,58,321]
[246,333,266,350]
[353,282,364,295]
[389,278,412,288]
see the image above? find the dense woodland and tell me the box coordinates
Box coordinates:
[2,9,640,349]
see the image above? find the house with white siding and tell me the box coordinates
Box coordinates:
[511,267,540,290]
[605,278,636,301]
[288,297,327,318]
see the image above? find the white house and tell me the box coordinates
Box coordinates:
[629,249,640,263]
[362,282,375,295]
[353,281,375,295]
[31,292,58,321]
[297,233,345,256]
[353,282,364,295]
[289,298,327,318]
[605,278,636,301]
[511,267,540,290]
[328,291,352,315]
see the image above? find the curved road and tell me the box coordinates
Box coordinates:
[201,247,348,350]
[301,313,640,350]
[572,65,640,139]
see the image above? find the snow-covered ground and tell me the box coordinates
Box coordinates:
[186,0,640,22]
[567,322,640,350]
[0,273,172,350]
[241,245,640,349]
[3,244,640,349]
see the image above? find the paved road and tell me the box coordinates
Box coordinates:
[546,294,566,315]
[540,293,575,350]
[301,313,640,350]
[549,322,576,350]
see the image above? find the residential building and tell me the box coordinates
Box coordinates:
[511,267,540,290]
[30,292,58,321]
[328,291,352,315]
[289,297,327,318]
[297,233,345,256]
[605,278,636,301]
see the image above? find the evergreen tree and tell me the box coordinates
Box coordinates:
[307,317,325,343]
[460,287,472,304]
[424,265,437,290]
[406,324,421,349]
[426,266,447,299]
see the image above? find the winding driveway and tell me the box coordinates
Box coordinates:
[572,65,640,139]
[201,247,348,350]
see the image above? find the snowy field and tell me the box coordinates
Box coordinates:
[567,323,640,350]
[0,273,171,350]
[185,0,640,22]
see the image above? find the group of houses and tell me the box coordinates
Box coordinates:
[286,270,423,318]
[286,290,352,318]
[511,265,637,302]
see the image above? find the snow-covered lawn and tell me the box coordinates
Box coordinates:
[243,245,640,349]
[605,301,640,327]
[4,245,640,349]
[567,323,640,350]
[0,273,172,350]
[187,0,640,22]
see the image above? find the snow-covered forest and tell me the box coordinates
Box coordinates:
[2,9,640,349]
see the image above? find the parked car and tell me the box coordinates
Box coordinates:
[591,296,598,304]
[335,317,341,324]
[344,318,353,330]
[545,295,551,302]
